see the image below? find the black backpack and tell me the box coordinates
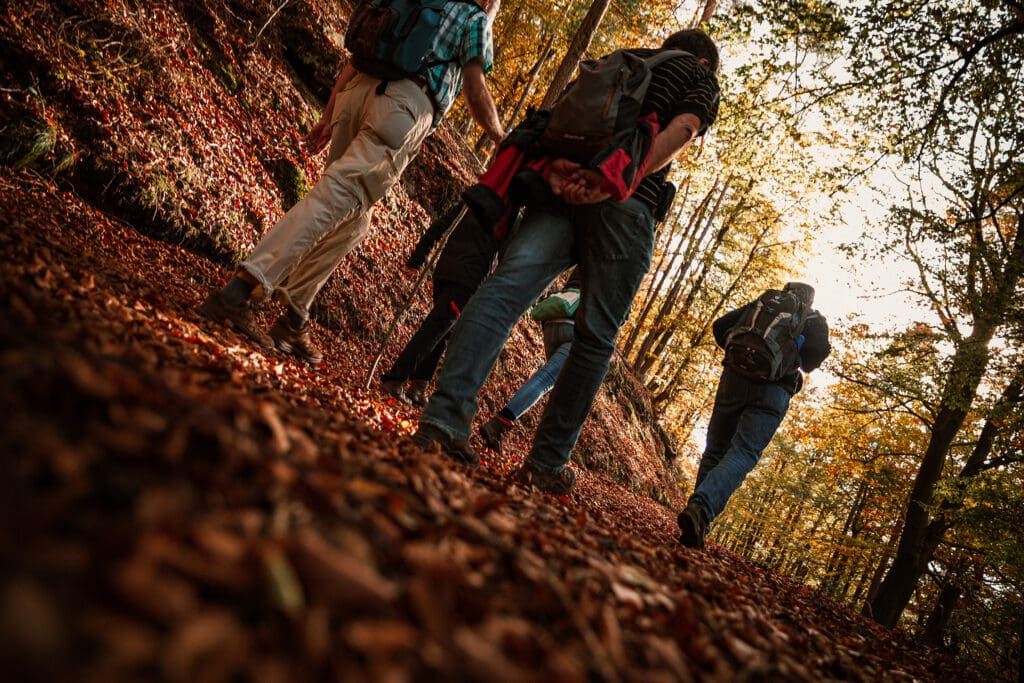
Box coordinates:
[345,0,472,81]
[723,290,808,382]
[540,49,688,163]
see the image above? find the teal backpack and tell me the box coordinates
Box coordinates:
[345,0,474,81]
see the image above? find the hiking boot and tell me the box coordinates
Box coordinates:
[478,416,512,455]
[514,461,577,495]
[405,380,429,407]
[380,378,410,404]
[677,502,708,550]
[269,316,323,365]
[412,423,479,468]
[197,290,273,350]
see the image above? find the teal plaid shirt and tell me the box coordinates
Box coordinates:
[420,2,494,124]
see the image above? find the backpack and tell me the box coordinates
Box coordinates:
[723,289,808,382]
[530,287,580,321]
[540,49,688,163]
[345,0,471,81]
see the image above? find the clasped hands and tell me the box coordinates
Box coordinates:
[548,159,612,205]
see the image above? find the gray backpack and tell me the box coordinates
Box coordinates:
[540,49,688,163]
[723,290,809,382]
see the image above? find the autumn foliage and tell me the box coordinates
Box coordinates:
[0,0,971,681]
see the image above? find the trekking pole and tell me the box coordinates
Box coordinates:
[364,205,469,389]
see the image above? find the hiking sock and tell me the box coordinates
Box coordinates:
[496,410,515,424]
[286,307,307,330]
[222,275,255,307]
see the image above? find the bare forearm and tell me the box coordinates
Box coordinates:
[644,113,701,175]
[462,62,504,142]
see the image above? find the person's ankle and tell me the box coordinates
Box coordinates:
[222,275,255,307]
[285,307,307,330]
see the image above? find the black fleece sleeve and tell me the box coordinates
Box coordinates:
[407,204,463,268]
[799,311,831,372]
[712,304,748,348]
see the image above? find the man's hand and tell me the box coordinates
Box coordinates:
[302,119,332,154]
[548,159,611,205]
[302,62,358,155]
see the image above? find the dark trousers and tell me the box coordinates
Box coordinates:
[690,367,792,522]
[383,280,475,382]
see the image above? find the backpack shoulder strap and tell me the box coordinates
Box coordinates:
[641,49,692,70]
[725,298,763,344]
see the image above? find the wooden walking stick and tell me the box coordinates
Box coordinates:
[365,205,469,389]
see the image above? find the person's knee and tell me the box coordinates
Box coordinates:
[572,321,617,359]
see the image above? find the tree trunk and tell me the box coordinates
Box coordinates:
[637,182,730,379]
[1017,601,1023,683]
[921,581,959,649]
[623,186,712,361]
[698,0,720,26]
[869,214,1024,626]
[503,33,555,130]
[539,0,612,109]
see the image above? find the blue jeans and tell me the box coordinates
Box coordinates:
[504,342,571,419]
[419,197,655,472]
[690,367,792,522]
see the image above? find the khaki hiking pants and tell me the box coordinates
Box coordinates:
[242,72,434,318]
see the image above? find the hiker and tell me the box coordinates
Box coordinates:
[677,283,831,550]
[380,203,500,406]
[478,271,580,454]
[197,0,505,364]
[413,29,722,493]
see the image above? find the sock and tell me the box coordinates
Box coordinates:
[497,410,515,424]
[286,307,307,330]
[221,275,254,307]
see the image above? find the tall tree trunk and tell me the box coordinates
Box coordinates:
[1017,601,1023,683]
[698,0,720,27]
[868,351,991,626]
[921,581,959,649]
[637,182,730,379]
[539,0,612,109]
[503,33,555,129]
[623,180,704,359]
[869,214,1024,627]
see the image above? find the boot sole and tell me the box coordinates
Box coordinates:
[677,510,705,550]
[197,300,274,350]
[273,338,323,365]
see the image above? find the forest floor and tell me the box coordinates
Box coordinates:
[0,166,964,682]
[0,0,966,680]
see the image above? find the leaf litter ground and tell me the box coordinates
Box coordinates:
[0,168,963,682]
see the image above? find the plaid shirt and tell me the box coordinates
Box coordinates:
[420,1,494,124]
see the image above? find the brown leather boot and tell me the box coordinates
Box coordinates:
[405,380,429,407]
[478,416,512,455]
[269,316,323,365]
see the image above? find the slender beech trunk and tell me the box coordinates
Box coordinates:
[623,186,695,357]
[503,33,555,129]
[539,0,611,109]
[627,183,718,366]
[869,213,1024,627]
[637,181,730,379]
[922,581,960,649]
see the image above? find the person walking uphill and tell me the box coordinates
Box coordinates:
[197,0,505,364]
[677,282,831,550]
[380,204,500,406]
[478,270,581,454]
[413,28,722,491]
